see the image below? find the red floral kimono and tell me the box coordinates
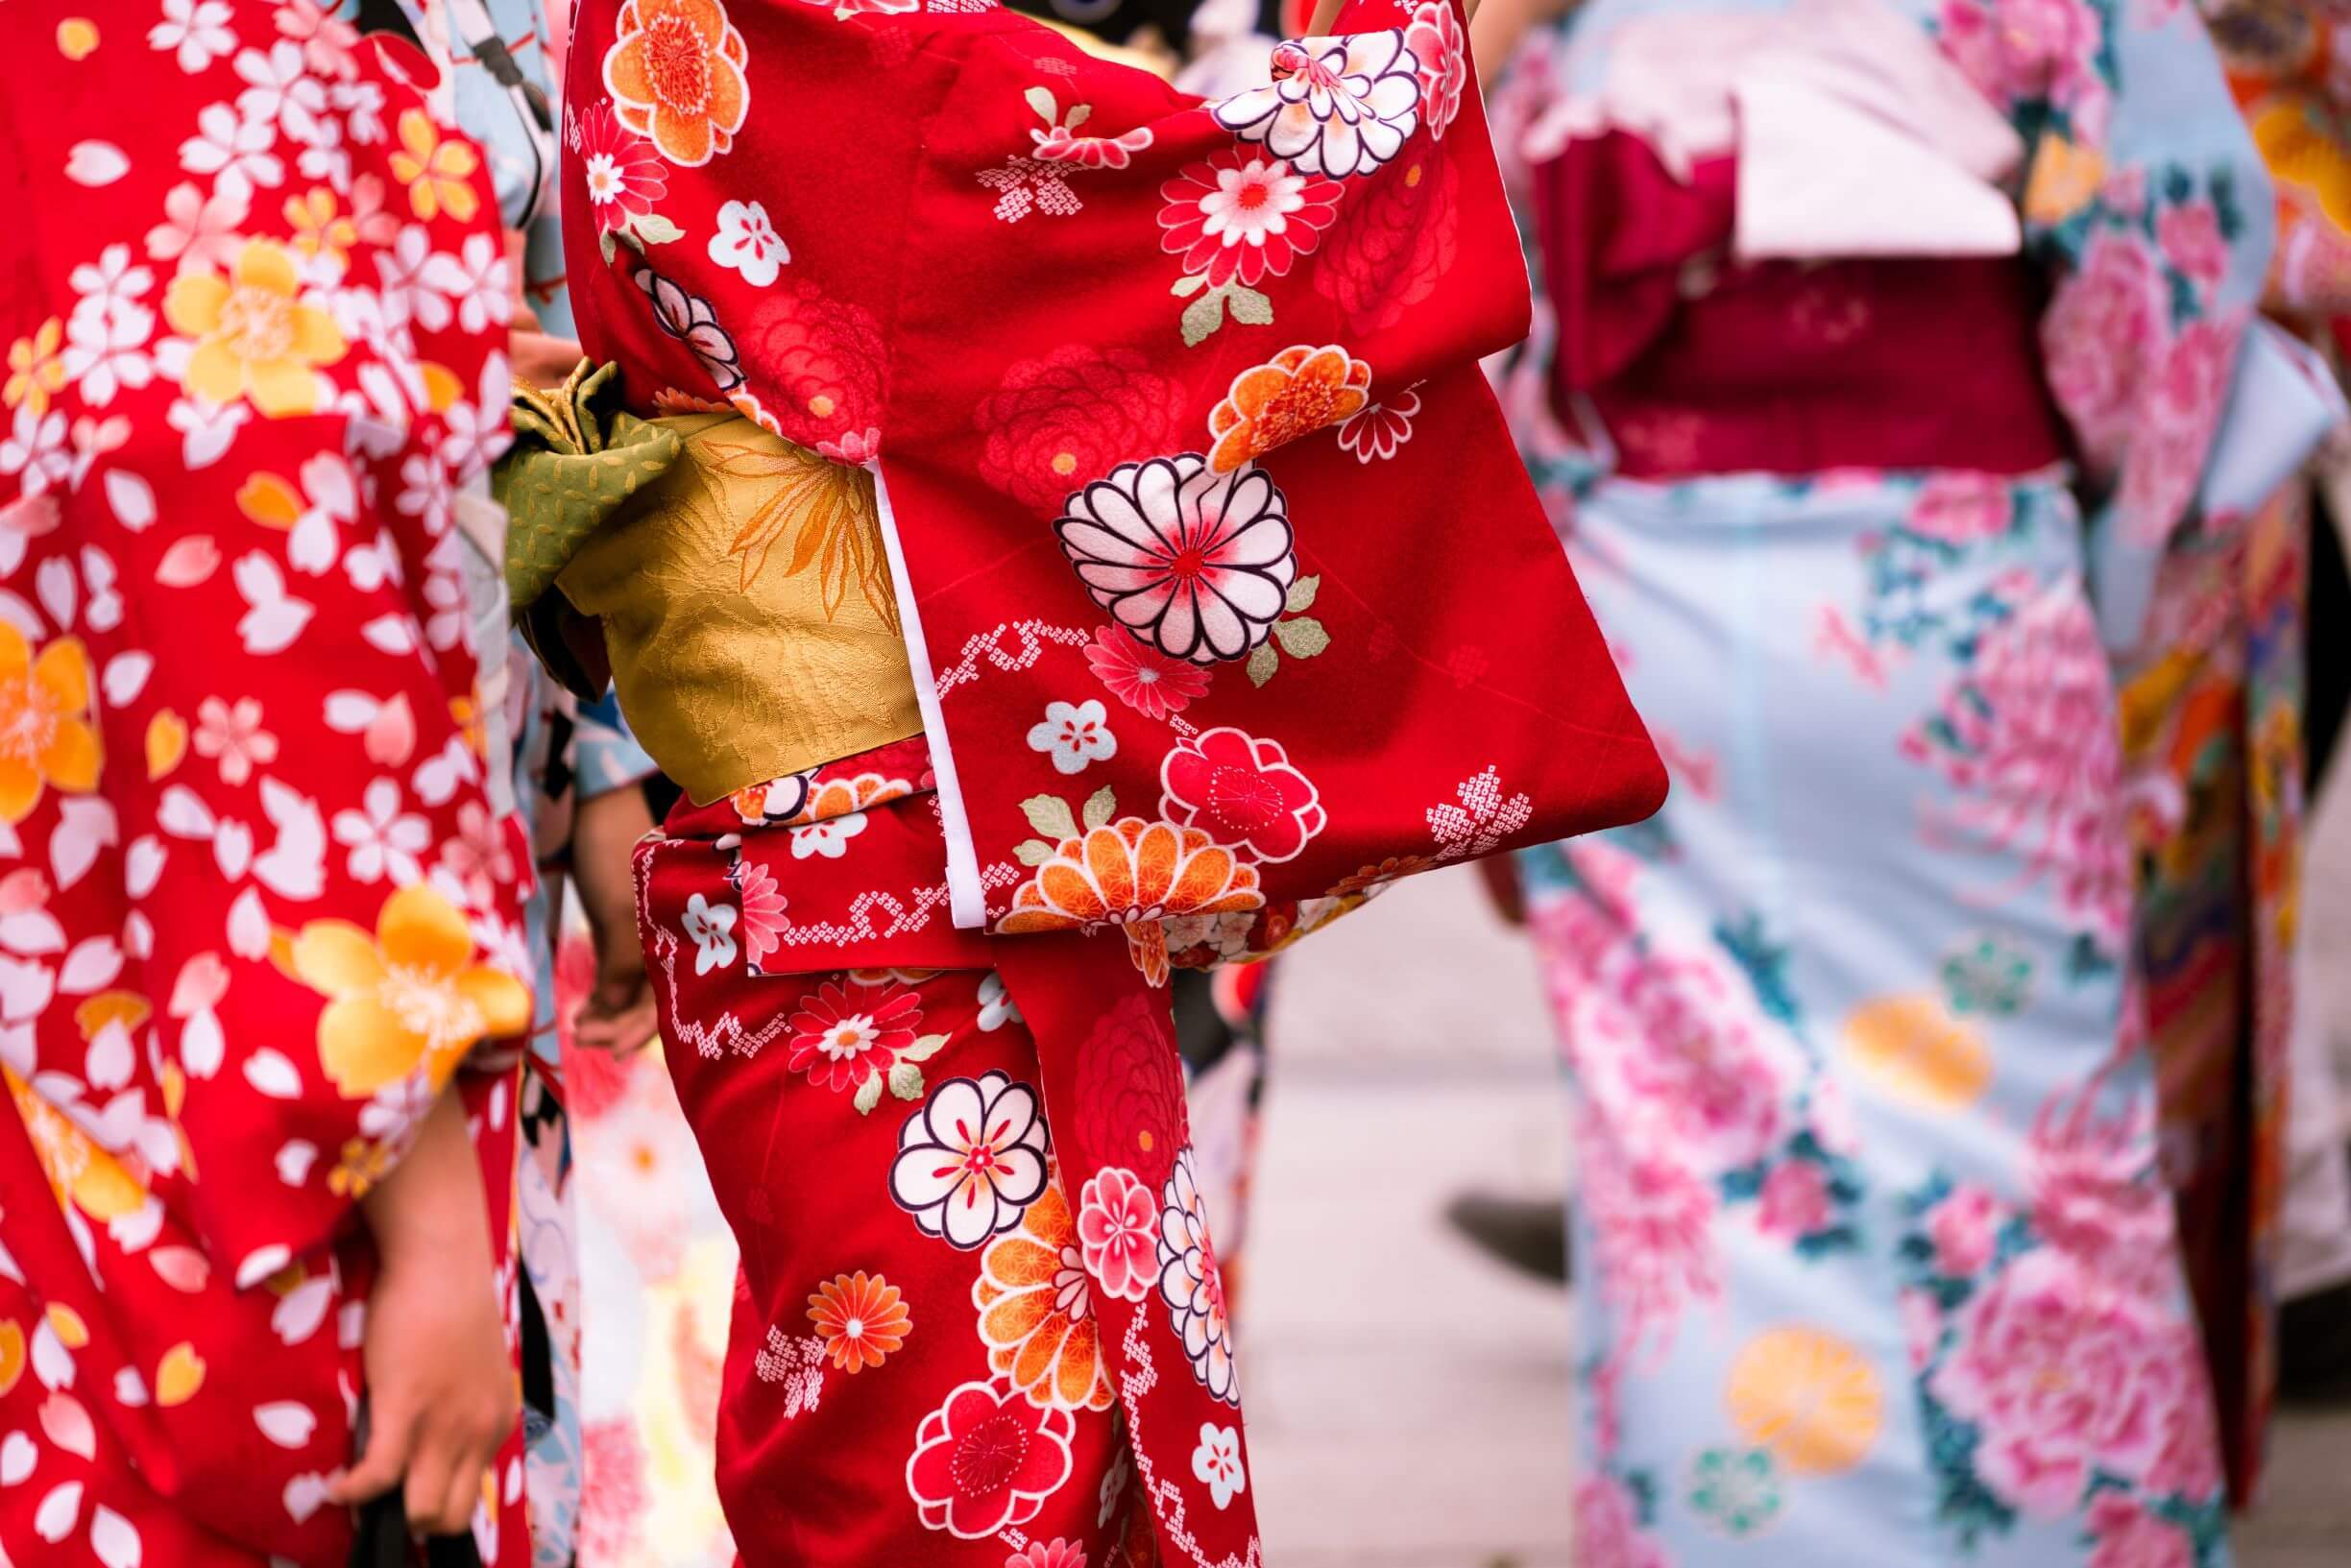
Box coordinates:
[551,0,1662,1560]
[0,7,534,1565]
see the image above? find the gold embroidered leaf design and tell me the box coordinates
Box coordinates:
[703,438,898,630]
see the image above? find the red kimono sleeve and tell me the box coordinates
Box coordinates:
[565,0,1662,969]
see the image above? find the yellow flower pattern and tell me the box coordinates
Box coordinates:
[290,882,532,1098]
[163,239,349,418]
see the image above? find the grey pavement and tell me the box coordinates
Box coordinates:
[1239,788,2351,1564]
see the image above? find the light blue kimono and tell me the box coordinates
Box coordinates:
[1488,0,2323,1560]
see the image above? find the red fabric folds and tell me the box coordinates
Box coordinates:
[1536,130,2071,479]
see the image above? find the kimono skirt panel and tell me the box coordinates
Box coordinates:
[1508,153,2237,1566]
[637,739,1242,1566]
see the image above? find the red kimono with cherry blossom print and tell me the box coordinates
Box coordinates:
[0,7,534,1566]
[555,0,1662,1563]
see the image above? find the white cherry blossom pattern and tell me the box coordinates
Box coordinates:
[683,891,739,975]
[1054,453,1297,666]
[887,1072,1051,1250]
[1026,699,1117,776]
[1211,30,1424,180]
[708,198,789,286]
[788,808,869,859]
[1191,1422,1247,1509]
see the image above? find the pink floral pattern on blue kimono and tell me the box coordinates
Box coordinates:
[1490,0,2293,1560]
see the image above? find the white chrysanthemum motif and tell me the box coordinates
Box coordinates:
[1054,453,1295,665]
[1211,30,1422,180]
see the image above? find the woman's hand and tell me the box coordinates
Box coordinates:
[570,784,659,1055]
[327,1090,518,1537]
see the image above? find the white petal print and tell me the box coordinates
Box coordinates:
[104,470,156,532]
[38,1392,95,1461]
[243,1049,303,1099]
[66,142,131,186]
[34,1480,82,1543]
[102,651,154,707]
[90,1504,141,1568]
[0,1429,34,1484]
[254,1402,318,1449]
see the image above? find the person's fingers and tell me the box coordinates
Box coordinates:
[325,1402,416,1505]
[400,1432,460,1536]
[434,1453,488,1540]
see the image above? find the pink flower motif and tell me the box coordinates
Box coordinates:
[1085,626,1210,721]
[439,801,518,907]
[815,426,881,465]
[1938,0,2105,129]
[1158,148,1343,289]
[1572,1473,1670,1568]
[1929,1248,2207,1517]
[1907,473,2014,546]
[734,856,788,970]
[568,98,668,235]
[2117,314,2242,544]
[1928,1184,2002,1277]
[2100,166,2148,219]
[2086,1493,2195,1568]
[1159,726,1326,864]
[2025,1093,2175,1291]
[1901,1287,1945,1370]
[1756,1160,1831,1239]
[1597,957,1783,1173]
[2156,200,2228,290]
[1005,1539,1088,1568]
[192,695,279,785]
[1076,1165,1158,1302]
[1908,587,2130,951]
[576,1418,650,1564]
[1031,122,1153,170]
[1404,0,1466,141]
[786,979,922,1094]
[906,1378,1077,1539]
[2044,232,2168,476]
[1579,1113,1723,1349]
[1335,388,1419,463]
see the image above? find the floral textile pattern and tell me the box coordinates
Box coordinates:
[1054,454,1297,665]
[603,0,752,167]
[887,1071,1052,1248]
[1156,149,1345,290]
[0,6,535,1563]
[1157,727,1325,864]
[1212,30,1425,181]
[1205,344,1372,473]
[1156,1147,1238,1405]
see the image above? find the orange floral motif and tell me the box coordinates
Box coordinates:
[807,1269,911,1373]
[287,882,531,1098]
[603,0,751,169]
[974,1178,1114,1411]
[1329,855,1433,897]
[785,772,912,826]
[996,817,1264,985]
[283,186,360,268]
[389,109,483,223]
[4,317,65,418]
[1206,344,1371,473]
[6,1067,151,1222]
[0,625,101,824]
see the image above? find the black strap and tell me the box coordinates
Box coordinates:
[351,0,424,47]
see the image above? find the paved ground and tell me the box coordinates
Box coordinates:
[1238,779,2351,1566]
